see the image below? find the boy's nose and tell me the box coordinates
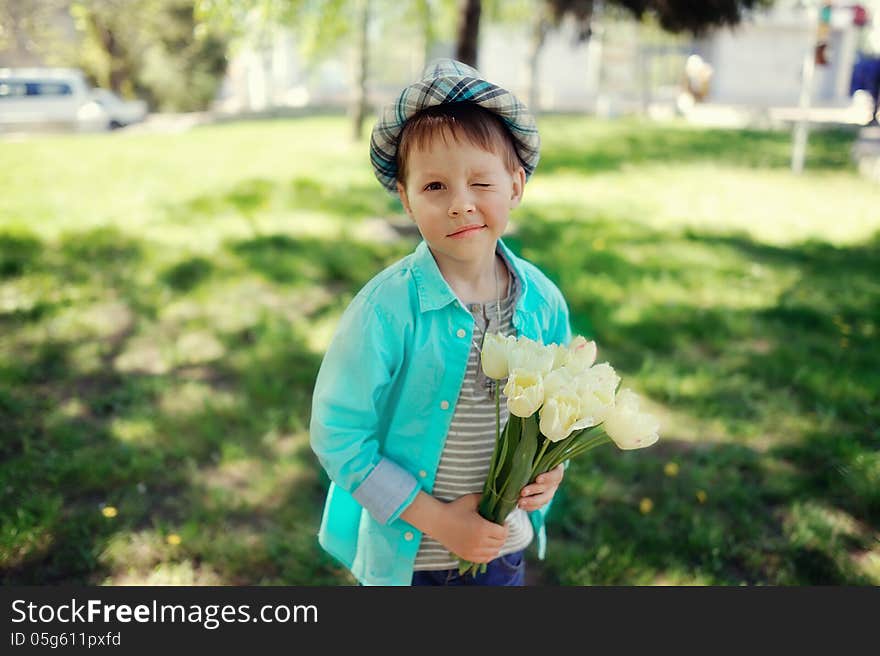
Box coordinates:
[448,196,476,217]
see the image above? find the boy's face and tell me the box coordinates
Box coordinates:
[396,131,525,270]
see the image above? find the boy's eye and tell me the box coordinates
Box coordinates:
[472,183,491,188]
[424,182,443,191]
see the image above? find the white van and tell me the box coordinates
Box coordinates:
[0,67,110,132]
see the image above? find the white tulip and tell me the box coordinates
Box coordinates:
[550,343,569,370]
[540,392,593,442]
[481,332,514,380]
[507,336,556,376]
[503,369,545,417]
[542,368,576,398]
[566,336,598,372]
[602,388,660,450]
[573,363,620,425]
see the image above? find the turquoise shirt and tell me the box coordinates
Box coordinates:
[309,238,572,586]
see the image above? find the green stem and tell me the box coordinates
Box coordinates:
[534,433,573,477]
[546,434,612,471]
[532,424,597,478]
[530,437,551,482]
[493,415,521,506]
[483,389,503,496]
[484,417,512,518]
[546,431,604,469]
[496,386,500,443]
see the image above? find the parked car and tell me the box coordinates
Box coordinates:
[0,67,146,133]
[89,87,148,129]
[0,68,106,132]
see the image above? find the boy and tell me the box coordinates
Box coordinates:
[309,59,571,586]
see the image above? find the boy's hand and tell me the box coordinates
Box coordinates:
[518,464,564,511]
[436,493,508,563]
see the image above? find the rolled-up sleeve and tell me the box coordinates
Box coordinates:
[351,457,420,525]
[309,297,418,525]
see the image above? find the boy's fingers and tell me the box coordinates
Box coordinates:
[541,465,564,483]
[521,466,564,496]
[522,482,554,497]
[488,524,507,541]
[519,489,555,509]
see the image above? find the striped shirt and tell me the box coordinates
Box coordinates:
[413,261,534,570]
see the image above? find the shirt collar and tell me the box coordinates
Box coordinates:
[410,238,531,314]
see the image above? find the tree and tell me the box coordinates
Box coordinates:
[352,0,370,139]
[0,0,76,66]
[70,0,230,110]
[197,0,371,130]
[455,0,482,66]
[608,0,773,36]
[197,0,459,139]
[456,0,772,75]
[520,0,773,112]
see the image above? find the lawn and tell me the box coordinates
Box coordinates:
[1,114,878,585]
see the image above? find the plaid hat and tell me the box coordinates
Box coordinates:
[369,58,540,194]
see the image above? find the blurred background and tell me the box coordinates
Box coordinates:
[1,0,878,586]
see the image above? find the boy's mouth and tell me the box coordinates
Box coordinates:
[447,224,486,238]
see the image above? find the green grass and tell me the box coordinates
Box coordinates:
[1,115,878,585]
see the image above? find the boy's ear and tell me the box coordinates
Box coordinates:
[397,181,416,222]
[509,166,526,209]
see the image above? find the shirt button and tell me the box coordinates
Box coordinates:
[440,400,449,410]
[404,531,414,541]
[456,328,466,338]
[418,470,427,478]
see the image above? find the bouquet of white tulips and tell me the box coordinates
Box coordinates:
[459,334,660,577]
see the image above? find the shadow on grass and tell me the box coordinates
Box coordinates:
[1,226,382,584]
[228,233,412,292]
[160,256,215,292]
[161,175,402,227]
[0,231,43,278]
[545,436,877,585]
[506,218,878,583]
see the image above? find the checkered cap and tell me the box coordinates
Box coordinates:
[369,58,541,194]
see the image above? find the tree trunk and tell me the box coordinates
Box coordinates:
[352,0,370,140]
[455,0,481,68]
[421,0,435,70]
[527,11,550,113]
[89,12,127,94]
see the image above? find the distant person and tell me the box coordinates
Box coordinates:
[678,54,714,115]
[309,59,573,586]
[850,53,880,126]
[684,54,713,102]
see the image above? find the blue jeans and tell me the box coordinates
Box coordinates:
[410,550,526,586]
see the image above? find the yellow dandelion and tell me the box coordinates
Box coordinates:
[664,462,679,477]
[840,338,849,348]
[101,506,118,518]
[166,534,182,546]
[639,498,653,514]
[592,238,606,251]
[696,490,708,504]
[840,323,851,335]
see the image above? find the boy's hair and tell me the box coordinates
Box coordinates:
[396,102,521,186]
